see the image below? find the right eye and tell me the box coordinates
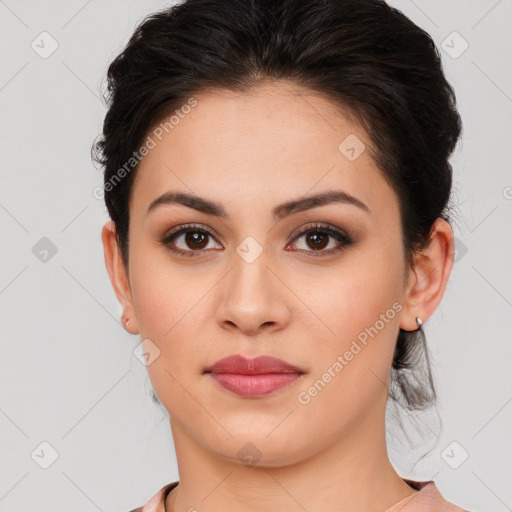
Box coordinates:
[159,224,223,257]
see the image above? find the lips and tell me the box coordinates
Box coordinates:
[204,354,305,375]
[204,354,306,397]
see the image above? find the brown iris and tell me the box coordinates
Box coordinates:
[305,231,329,251]
[185,231,209,250]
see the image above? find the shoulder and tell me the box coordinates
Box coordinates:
[127,481,179,512]
[388,479,471,511]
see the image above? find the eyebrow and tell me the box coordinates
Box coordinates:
[147,189,370,222]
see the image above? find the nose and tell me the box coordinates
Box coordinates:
[215,250,291,337]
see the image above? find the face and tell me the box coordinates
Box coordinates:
[103,80,448,467]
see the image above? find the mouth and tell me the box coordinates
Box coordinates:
[204,354,306,398]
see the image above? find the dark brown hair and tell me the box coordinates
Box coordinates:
[92,0,462,413]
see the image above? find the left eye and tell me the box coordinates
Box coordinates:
[287,224,353,256]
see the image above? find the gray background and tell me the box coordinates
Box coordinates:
[0,1,511,511]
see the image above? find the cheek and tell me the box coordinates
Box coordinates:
[128,249,221,385]
[292,267,402,435]
[130,268,212,412]
[128,236,208,338]
[132,271,208,346]
[310,252,402,338]
[303,246,404,390]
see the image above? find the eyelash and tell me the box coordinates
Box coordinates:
[159,222,354,258]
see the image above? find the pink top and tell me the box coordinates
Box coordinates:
[128,478,469,511]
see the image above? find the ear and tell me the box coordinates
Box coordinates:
[399,218,455,332]
[101,221,139,335]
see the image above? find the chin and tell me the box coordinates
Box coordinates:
[208,431,316,469]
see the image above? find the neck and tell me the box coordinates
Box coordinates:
[165,398,416,512]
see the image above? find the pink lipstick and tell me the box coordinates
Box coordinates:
[204,354,305,397]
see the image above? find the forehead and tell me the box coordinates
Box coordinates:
[130,80,398,225]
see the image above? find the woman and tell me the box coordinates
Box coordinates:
[92,0,469,510]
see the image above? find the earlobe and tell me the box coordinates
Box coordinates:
[399,218,455,332]
[101,221,139,334]
[121,313,139,335]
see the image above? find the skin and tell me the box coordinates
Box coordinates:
[102,80,455,512]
